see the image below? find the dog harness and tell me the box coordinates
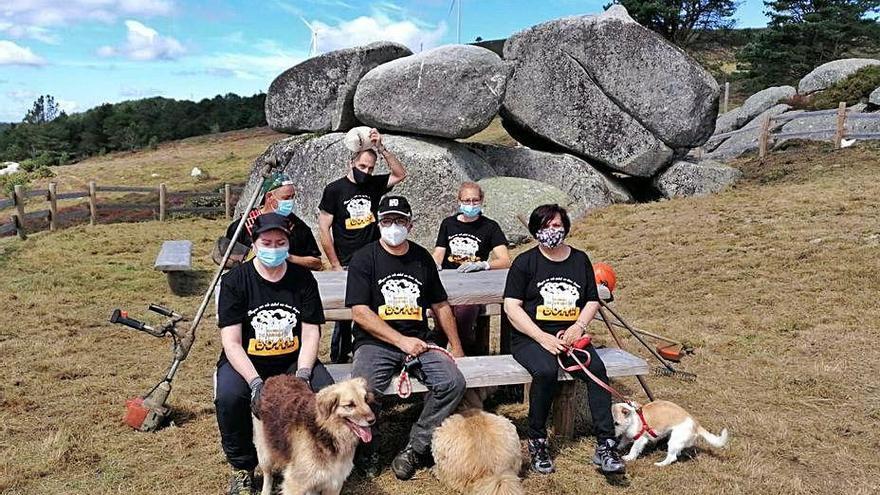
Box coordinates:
[396,345,456,398]
[633,407,659,441]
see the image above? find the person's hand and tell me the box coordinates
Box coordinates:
[294,367,312,386]
[537,332,567,355]
[249,377,264,419]
[457,261,490,273]
[398,336,429,356]
[331,263,345,272]
[450,345,465,358]
[436,263,443,271]
[369,128,384,150]
[561,323,584,346]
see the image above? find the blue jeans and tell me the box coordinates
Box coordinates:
[351,343,466,454]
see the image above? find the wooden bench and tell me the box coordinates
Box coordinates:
[154,240,193,295]
[325,348,649,439]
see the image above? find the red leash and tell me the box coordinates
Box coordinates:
[397,345,456,398]
[555,332,658,439]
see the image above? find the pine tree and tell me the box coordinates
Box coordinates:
[606,0,738,47]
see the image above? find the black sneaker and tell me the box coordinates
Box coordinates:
[354,447,380,478]
[227,469,254,495]
[527,438,555,474]
[391,442,429,480]
[592,438,626,474]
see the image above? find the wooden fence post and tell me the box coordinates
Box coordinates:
[834,101,847,149]
[12,214,26,240]
[159,183,167,221]
[13,185,25,231]
[48,182,58,231]
[88,181,97,225]
[758,116,771,160]
[224,184,232,220]
[723,81,730,114]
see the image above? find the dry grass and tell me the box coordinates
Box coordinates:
[2,140,880,494]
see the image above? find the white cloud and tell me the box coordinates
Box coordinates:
[0,40,46,66]
[119,86,165,98]
[199,39,306,80]
[98,20,185,61]
[308,12,446,53]
[57,98,78,113]
[0,0,175,41]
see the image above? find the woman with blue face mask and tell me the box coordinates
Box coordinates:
[431,182,511,356]
[222,173,323,272]
[215,213,335,494]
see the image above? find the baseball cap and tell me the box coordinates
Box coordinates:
[250,212,291,240]
[377,195,412,219]
[259,172,295,204]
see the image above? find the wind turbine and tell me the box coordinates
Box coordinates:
[447,0,462,44]
[300,16,319,57]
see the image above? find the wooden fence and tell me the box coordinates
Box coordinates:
[702,102,880,160]
[0,181,244,240]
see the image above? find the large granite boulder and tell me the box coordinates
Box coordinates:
[714,86,796,135]
[466,144,632,210]
[501,6,718,177]
[706,104,791,160]
[798,58,880,95]
[776,104,880,146]
[478,177,578,244]
[239,133,495,247]
[870,87,880,106]
[266,42,412,133]
[353,45,511,139]
[653,160,741,198]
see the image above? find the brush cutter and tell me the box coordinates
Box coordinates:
[593,313,695,362]
[108,161,276,431]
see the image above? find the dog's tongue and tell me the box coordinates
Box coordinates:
[351,423,373,443]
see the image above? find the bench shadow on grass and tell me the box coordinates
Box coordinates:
[167,270,213,297]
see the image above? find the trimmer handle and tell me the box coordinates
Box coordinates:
[148,304,177,318]
[110,309,147,331]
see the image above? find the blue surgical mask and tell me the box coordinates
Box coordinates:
[275,199,294,217]
[256,245,288,268]
[459,204,481,218]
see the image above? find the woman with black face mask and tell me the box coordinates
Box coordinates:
[502,204,625,477]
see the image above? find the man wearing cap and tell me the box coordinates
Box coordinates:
[224,173,323,271]
[318,129,407,363]
[215,213,333,495]
[345,195,466,481]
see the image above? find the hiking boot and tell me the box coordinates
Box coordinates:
[527,438,555,474]
[227,469,254,495]
[592,438,626,474]
[391,442,429,480]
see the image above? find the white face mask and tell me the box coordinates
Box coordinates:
[380,224,408,247]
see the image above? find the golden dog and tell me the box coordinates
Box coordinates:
[253,376,375,495]
[432,389,523,495]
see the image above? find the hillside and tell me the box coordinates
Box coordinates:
[1,136,878,493]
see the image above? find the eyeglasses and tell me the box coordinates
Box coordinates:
[459,198,482,205]
[378,217,409,227]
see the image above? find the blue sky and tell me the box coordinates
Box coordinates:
[0,0,770,122]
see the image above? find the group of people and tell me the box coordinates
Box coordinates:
[214,130,625,495]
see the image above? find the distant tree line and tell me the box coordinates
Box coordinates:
[0,93,266,167]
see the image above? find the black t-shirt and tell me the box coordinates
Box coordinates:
[225,210,321,259]
[217,261,325,374]
[503,246,599,345]
[318,174,392,266]
[435,214,508,269]
[345,241,448,351]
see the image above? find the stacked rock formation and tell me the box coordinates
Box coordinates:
[251,6,729,246]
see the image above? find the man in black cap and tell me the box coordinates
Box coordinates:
[345,195,466,481]
[318,129,408,363]
[224,172,322,271]
[215,213,334,495]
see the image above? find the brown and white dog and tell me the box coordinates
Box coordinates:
[612,400,729,467]
[253,375,375,495]
[432,388,524,495]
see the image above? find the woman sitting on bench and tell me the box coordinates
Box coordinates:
[502,204,625,476]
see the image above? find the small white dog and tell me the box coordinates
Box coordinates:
[612,400,729,466]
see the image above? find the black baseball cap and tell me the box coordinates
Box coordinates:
[377,195,412,219]
[250,212,291,240]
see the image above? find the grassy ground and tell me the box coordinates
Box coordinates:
[1,141,879,494]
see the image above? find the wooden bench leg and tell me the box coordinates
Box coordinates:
[473,314,490,356]
[552,381,577,439]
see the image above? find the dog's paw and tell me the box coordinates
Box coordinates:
[653,460,674,467]
[622,454,637,462]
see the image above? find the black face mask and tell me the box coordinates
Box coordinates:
[352,166,370,185]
